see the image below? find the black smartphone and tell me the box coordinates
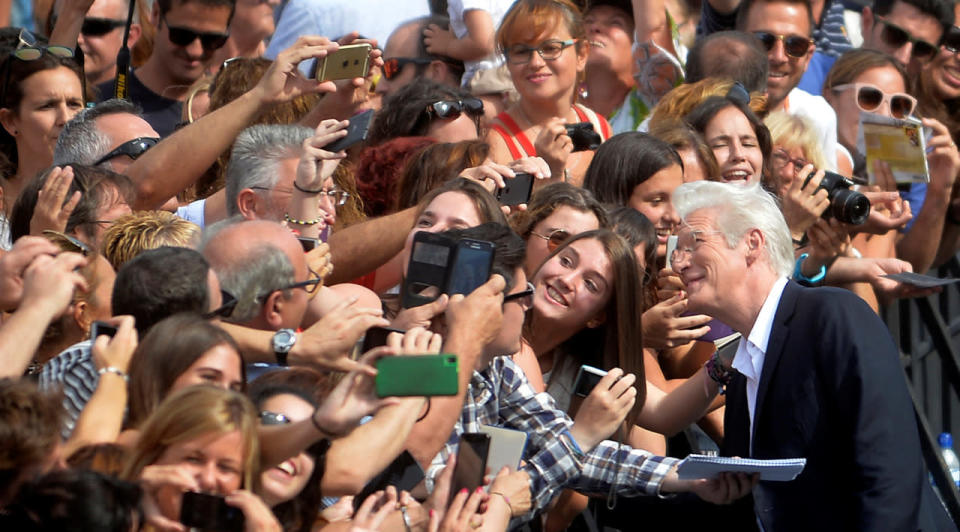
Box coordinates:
[446,238,495,296]
[450,432,491,504]
[402,231,456,309]
[353,450,425,510]
[179,492,245,532]
[361,326,406,353]
[297,236,318,252]
[90,321,118,342]
[564,122,602,152]
[496,172,535,206]
[325,109,374,152]
[573,365,608,398]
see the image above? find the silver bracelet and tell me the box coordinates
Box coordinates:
[98,366,128,382]
[400,505,413,532]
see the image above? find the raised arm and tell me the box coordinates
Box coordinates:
[325,205,418,284]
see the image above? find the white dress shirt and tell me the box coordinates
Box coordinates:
[731,277,789,454]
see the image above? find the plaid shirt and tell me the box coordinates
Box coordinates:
[427,356,679,515]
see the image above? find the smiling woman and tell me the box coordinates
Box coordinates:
[685,95,772,186]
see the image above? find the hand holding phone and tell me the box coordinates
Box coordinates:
[316,43,372,81]
[450,433,490,504]
[324,109,374,152]
[180,492,245,532]
[496,172,535,206]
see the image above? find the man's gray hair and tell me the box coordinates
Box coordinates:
[54,99,144,167]
[225,124,313,217]
[216,243,296,324]
[672,181,794,278]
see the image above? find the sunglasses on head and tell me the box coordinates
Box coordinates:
[42,229,92,255]
[426,98,484,120]
[12,28,74,61]
[93,137,159,166]
[877,18,938,60]
[161,14,229,51]
[831,82,917,119]
[259,411,292,425]
[530,228,571,252]
[382,57,432,80]
[752,31,813,58]
[941,26,960,54]
[81,17,127,37]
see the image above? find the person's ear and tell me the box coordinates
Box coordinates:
[861,7,875,39]
[576,40,590,73]
[744,228,765,265]
[72,300,91,336]
[0,108,18,137]
[586,310,606,329]
[150,2,161,29]
[127,23,143,50]
[426,60,454,85]
[262,290,286,330]
[236,189,261,220]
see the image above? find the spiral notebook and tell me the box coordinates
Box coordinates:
[677,454,806,481]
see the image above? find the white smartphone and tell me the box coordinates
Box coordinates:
[478,425,528,490]
[665,234,679,271]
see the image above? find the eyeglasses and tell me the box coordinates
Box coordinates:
[382,57,432,80]
[771,149,808,173]
[93,137,159,166]
[503,281,535,309]
[257,266,323,301]
[42,229,91,255]
[161,14,229,51]
[876,18,938,60]
[669,228,725,266]
[81,17,127,37]
[830,83,917,119]
[252,185,350,206]
[202,290,238,320]
[941,26,960,54]
[752,31,813,58]
[505,39,577,65]
[530,228,571,251]
[259,410,292,425]
[426,98,484,120]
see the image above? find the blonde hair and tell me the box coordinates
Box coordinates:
[763,111,827,171]
[648,77,767,132]
[122,386,260,491]
[101,211,201,270]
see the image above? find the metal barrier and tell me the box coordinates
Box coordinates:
[883,257,960,523]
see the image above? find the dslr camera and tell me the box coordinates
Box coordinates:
[803,170,871,225]
[564,122,602,152]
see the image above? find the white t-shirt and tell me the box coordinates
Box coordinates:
[448,0,512,85]
[784,87,840,172]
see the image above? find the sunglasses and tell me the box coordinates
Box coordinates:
[505,39,577,65]
[503,281,535,309]
[93,137,159,166]
[530,228,571,251]
[382,57,432,80]
[161,14,229,51]
[752,31,813,58]
[202,290,238,320]
[942,26,960,54]
[426,98,484,120]
[259,411,292,425]
[257,266,323,301]
[830,82,917,119]
[42,229,92,255]
[877,18,938,60]
[81,17,126,36]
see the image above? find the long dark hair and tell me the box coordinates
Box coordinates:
[685,95,773,184]
[583,132,683,206]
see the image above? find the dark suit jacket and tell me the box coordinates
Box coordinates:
[721,282,924,531]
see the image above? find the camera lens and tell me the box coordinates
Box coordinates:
[830,189,871,225]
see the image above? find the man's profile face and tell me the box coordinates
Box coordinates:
[744,1,812,108]
[376,21,422,98]
[95,112,160,173]
[79,0,136,85]
[482,267,527,368]
[153,0,231,85]
[865,0,944,72]
[672,209,746,316]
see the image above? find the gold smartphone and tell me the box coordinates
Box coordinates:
[316,43,372,82]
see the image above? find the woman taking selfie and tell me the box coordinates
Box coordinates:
[486,0,612,186]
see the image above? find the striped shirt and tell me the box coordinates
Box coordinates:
[38,340,97,440]
[814,0,853,58]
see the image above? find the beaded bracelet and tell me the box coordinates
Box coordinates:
[284,213,323,225]
[293,181,323,194]
[704,351,734,394]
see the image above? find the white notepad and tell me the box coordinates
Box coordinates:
[677,454,806,481]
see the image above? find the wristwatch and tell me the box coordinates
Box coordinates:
[272,328,297,366]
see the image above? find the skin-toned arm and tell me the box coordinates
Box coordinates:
[125,36,345,210]
[632,0,677,54]
[636,367,722,436]
[286,119,348,240]
[423,9,495,62]
[48,0,94,49]
[325,205,418,285]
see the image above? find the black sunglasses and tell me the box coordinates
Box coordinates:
[426,98,484,120]
[203,290,238,320]
[752,31,813,58]
[877,18,938,60]
[257,267,323,302]
[161,14,229,51]
[382,57,432,80]
[93,137,159,166]
[82,17,127,36]
[941,26,960,54]
[259,410,292,425]
[503,282,535,308]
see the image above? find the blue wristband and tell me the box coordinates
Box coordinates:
[793,252,826,284]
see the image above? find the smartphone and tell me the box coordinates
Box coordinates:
[90,321,118,342]
[316,43,372,82]
[361,326,406,353]
[496,172,535,206]
[402,231,456,309]
[297,236,318,252]
[450,432,491,504]
[353,450,425,510]
[445,239,495,297]
[180,491,245,532]
[564,122,602,152]
[665,235,679,271]
[573,365,608,398]
[478,425,527,490]
[375,354,459,397]
[324,108,374,153]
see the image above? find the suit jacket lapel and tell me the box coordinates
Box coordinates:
[751,281,801,445]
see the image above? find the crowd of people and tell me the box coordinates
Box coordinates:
[0,0,957,529]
